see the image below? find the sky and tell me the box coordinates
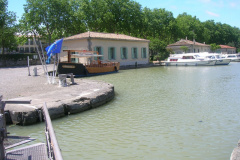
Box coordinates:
[7,0,240,28]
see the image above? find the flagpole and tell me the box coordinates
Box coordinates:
[52,55,56,84]
[55,53,60,79]
[45,38,63,84]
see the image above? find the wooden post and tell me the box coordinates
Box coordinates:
[27,56,31,76]
[68,50,71,63]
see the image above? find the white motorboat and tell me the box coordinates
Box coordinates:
[163,53,216,66]
[197,53,231,65]
[221,54,240,62]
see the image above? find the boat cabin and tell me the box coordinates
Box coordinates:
[58,50,120,76]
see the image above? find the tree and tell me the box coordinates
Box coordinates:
[0,0,17,54]
[180,46,188,53]
[210,43,220,53]
[22,0,82,45]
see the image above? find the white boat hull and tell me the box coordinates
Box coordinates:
[164,60,216,66]
[230,59,240,62]
[215,59,231,65]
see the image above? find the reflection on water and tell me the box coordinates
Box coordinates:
[8,63,240,160]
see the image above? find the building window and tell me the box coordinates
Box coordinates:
[20,47,24,53]
[108,47,116,60]
[94,46,103,60]
[30,47,35,53]
[141,48,147,58]
[132,47,138,59]
[25,47,29,53]
[71,52,79,63]
[121,47,128,59]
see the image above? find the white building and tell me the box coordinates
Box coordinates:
[216,45,236,54]
[62,31,150,66]
[166,39,211,54]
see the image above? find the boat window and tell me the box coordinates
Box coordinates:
[141,48,147,58]
[121,47,128,59]
[71,52,79,63]
[182,56,194,59]
[132,47,138,59]
[170,59,178,61]
[108,47,116,60]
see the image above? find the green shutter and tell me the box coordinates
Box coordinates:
[101,47,103,60]
[125,48,128,59]
[114,47,116,60]
[121,47,123,59]
[136,48,138,59]
[131,48,134,59]
[94,46,97,61]
[141,48,143,58]
[108,47,111,60]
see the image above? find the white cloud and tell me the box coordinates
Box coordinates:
[230,2,237,8]
[206,11,220,17]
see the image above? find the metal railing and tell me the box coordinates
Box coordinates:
[0,96,32,160]
[0,95,5,160]
[42,102,63,160]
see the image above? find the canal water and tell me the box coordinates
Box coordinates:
[8,63,240,160]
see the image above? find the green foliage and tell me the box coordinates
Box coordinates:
[153,51,170,61]
[11,0,240,54]
[210,43,221,52]
[15,35,28,46]
[0,0,18,54]
[180,46,189,53]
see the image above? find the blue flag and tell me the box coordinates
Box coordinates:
[45,39,63,64]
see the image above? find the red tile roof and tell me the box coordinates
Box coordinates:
[64,31,150,42]
[219,45,236,49]
[167,39,210,47]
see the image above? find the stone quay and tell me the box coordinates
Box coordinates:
[0,64,115,125]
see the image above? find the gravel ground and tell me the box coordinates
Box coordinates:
[0,64,88,100]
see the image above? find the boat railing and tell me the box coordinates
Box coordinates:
[86,62,119,68]
[42,102,63,160]
[0,96,63,160]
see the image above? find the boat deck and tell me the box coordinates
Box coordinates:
[6,143,48,160]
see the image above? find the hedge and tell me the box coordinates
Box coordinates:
[0,54,35,61]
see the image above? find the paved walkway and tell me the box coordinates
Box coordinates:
[0,64,115,125]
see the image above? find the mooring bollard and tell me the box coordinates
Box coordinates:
[68,73,75,84]
[58,74,67,87]
[33,67,37,76]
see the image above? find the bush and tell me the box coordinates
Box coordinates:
[0,54,35,61]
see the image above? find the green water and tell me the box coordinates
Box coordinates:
[8,63,240,160]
